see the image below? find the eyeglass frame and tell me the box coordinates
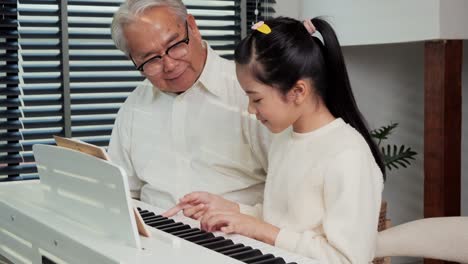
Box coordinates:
[131,20,190,74]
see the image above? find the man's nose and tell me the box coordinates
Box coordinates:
[163,55,177,72]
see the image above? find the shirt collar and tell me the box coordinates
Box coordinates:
[196,42,225,98]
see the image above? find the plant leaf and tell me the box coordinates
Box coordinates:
[370,123,398,141]
[381,144,417,171]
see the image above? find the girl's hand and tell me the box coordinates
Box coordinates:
[162,191,239,219]
[200,211,280,245]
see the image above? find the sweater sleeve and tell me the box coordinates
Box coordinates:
[239,203,263,219]
[274,148,383,263]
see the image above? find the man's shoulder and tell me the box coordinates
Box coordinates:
[199,48,245,103]
[217,54,236,71]
[206,46,236,77]
[123,79,154,106]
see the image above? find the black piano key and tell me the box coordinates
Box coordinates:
[219,245,252,255]
[144,216,169,222]
[160,224,191,233]
[196,236,225,246]
[229,249,262,260]
[223,246,253,256]
[170,228,201,237]
[147,219,175,228]
[252,257,286,264]
[142,215,164,222]
[201,239,234,250]
[143,215,167,221]
[213,243,246,253]
[243,254,275,264]
[178,230,207,239]
[146,217,173,225]
[42,256,57,264]
[139,211,155,218]
[184,232,215,242]
[156,222,186,231]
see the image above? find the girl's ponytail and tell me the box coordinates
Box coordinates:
[311,18,386,178]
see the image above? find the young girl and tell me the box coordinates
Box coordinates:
[164,17,385,263]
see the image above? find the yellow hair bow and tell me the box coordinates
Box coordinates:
[251,21,271,34]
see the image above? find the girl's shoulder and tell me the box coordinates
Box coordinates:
[305,119,371,159]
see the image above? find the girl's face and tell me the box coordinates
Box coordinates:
[236,64,299,133]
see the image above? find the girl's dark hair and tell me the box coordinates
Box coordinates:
[235,17,385,179]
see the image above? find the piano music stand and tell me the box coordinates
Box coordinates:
[0,144,141,263]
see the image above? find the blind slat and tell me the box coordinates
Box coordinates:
[71,117,115,126]
[72,128,112,137]
[1,129,62,141]
[71,86,135,94]
[0,165,38,177]
[70,76,144,83]
[1,120,63,130]
[0,154,35,164]
[0,109,63,118]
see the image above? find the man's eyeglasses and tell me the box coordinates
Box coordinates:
[132,21,190,76]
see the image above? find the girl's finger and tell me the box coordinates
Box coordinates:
[183,203,204,218]
[204,213,230,232]
[220,224,235,234]
[162,203,184,217]
[193,209,206,220]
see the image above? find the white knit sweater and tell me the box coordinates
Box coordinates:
[240,118,384,263]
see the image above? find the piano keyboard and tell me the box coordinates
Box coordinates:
[135,201,318,264]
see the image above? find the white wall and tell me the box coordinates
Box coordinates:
[274,0,301,19]
[276,2,468,263]
[300,0,468,46]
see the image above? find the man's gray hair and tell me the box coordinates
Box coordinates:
[111,0,188,56]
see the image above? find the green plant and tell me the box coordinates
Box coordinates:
[370,123,418,171]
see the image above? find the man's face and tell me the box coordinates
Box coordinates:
[124,7,206,93]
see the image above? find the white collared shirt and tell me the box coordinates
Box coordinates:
[108,44,271,209]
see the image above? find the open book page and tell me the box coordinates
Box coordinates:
[53,135,110,161]
[53,135,151,237]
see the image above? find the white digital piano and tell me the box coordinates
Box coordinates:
[0,144,318,264]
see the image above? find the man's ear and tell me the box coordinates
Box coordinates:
[187,14,202,41]
[286,80,309,104]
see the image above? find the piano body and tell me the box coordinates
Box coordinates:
[0,145,318,264]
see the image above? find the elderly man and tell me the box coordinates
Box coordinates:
[108,0,270,210]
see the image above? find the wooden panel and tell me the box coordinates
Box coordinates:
[424,40,462,264]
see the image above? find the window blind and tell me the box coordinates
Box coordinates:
[0,0,274,181]
[246,0,275,27]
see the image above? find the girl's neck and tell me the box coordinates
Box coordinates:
[292,100,336,134]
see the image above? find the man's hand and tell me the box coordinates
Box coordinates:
[162,191,240,219]
[200,211,280,245]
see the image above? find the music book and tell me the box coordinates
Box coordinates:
[53,135,110,161]
[53,135,151,238]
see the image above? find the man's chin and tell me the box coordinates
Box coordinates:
[165,78,192,93]
[150,74,194,94]
[158,86,190,94]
